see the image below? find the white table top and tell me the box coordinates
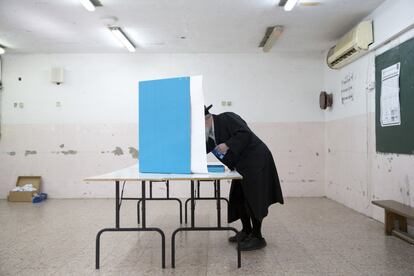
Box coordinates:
[85,164,242,182]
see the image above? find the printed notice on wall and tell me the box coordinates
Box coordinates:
[380,62,401,127]
[341,73,354,104]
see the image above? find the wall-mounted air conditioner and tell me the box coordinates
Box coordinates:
[327,20,373,70]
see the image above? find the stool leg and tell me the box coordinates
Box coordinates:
[385,211,395,235]
[397,215,408,232]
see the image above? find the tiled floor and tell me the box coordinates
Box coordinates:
[0,197,413,275]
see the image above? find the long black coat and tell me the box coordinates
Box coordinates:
[206,112,284,223]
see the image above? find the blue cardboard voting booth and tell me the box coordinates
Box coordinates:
[139,77,192,174]
[139,76,208,174]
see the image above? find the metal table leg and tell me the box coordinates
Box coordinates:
[171,179,241,269]
[216,180,221,227]
[191,180,195,227]
[95,180,166,269]
[116,181,120,228]
[184,180,229,224]
[136,180,182,224]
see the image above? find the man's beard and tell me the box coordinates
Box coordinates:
[205,126,211,141]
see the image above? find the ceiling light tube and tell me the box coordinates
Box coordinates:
[0,46,5,55]
[80,0,95,11]
[284,0,299,11]
[262,26,284,52]
[109,27,136,52]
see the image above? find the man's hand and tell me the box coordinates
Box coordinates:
[215,143,229,154]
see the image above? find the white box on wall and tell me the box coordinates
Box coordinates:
[51,67,64,85]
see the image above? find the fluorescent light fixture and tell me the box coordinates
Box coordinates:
[284,0,299,11]
[80,0,95,11]
[109,27,136,52]
[0,46,5,55]
[260,26,284,52]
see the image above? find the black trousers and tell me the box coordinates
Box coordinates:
[231,181,263,238]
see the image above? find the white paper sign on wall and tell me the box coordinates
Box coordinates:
[341,72,355,104]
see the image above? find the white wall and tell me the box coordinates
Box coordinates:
[322,0,414,233]
[0,52,325,198]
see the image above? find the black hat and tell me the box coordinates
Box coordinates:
[204,104,213,115]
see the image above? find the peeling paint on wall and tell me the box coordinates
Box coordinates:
[112,147,123,156]
[0,121,324,198]
[404,175,411,205]
[24,150,37,156]
[61,150,77,155]
[128,147,138,159]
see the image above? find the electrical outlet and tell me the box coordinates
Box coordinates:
[366,82,375,91]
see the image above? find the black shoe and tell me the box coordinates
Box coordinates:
[238,235,266,251]
[228,231,249,243]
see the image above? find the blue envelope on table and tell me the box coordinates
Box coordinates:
[139,77,191,174]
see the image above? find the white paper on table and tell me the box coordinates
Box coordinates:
[190,76,208,173]
[380,62,401,127]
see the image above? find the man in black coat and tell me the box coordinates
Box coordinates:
[205,105,284,251]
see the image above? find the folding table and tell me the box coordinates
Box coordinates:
[85,164,243,269]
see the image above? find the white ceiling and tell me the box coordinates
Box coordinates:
[0,0,385,54]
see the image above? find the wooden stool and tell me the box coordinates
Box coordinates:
[372,200,414,244]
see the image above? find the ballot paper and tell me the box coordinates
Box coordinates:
[12,184,37,192]
[380,62,401,127]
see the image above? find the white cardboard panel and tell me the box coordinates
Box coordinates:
[190,76,208,173]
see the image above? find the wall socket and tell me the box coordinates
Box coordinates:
[221,100,232,106]
[366,82,375,92]
[14,102,24,108]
